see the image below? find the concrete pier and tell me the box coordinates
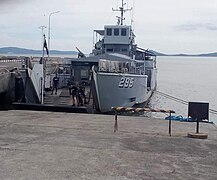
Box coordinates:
[0,110,217,179]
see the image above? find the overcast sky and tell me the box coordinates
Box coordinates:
[0,0,217,54]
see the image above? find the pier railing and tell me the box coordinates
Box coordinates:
[111,107,175,136]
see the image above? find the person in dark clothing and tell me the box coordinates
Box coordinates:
[77,89,83,106]
[67,80,73,96]
[71,84,78,106]
[78,84,87,105]
[51,76,59,95]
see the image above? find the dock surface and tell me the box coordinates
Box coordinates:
[0,110,217,179]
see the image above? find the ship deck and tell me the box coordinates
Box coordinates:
[13,87,95,113]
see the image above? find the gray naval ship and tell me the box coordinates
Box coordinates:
[69,0,157,112]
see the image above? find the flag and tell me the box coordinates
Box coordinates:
[43,38,49,56]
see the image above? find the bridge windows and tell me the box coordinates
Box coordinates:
[107,48,113,52]
[121,28,127,36]
[114,28,119,36]
[107,28,112,36]
[106,28,127,36]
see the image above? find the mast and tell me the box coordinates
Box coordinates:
[112,0,132,25]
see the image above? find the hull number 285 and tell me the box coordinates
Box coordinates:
[118,77,134,88]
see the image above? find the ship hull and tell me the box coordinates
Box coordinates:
[93,71,155,112]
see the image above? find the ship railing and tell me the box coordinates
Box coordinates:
[0,68,10,74]
[98,59,145,75]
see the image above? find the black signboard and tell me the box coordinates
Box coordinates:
[188,102,209,121]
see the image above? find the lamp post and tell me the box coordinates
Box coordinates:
[48,11,60,57]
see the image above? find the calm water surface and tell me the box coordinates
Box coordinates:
[150,56,217,124]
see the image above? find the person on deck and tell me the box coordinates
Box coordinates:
[51,76,59,95]
[71,83,78,106]
[67,80,73,96]
[78,83,87,105]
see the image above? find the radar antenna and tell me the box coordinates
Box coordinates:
[112,0,132,25]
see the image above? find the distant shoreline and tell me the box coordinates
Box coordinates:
[1,54,217,58]
[1,47,217,57]
[0,53,77,58]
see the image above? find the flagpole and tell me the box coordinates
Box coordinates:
[43,35,45,60]
[41,35,46,104]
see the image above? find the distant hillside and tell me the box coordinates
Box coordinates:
[149,50,167,56]
[142,50,217,57]
[169,53,217,57]
[170,53,191,56]
[0,47,217,57]
[198,52,217,57]
[0,47,77,55]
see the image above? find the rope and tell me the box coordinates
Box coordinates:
[112,107,175,113]
[156,91,188,105]
[155,91,217,116]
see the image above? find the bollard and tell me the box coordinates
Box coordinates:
[169,112,172,136]
[196,118,200,133]
[114,111,118,133]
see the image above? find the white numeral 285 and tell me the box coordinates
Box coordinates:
[119,77,134,88]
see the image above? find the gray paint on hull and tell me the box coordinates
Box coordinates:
[93,72,150,112]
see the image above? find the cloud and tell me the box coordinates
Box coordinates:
[175,23,217,31]
[0,0,29,12]
[206,24,217,30]
[175,24,202,31]
[1,0,217,54]
[0,0,24,3]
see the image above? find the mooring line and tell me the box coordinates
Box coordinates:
[156,91,188,105]
[155,90,217,116]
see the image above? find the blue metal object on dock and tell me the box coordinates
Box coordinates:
[165,115,214,124]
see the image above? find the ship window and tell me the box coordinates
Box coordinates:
[121,28,127,36]
[107,28,112,36]
[71,69,74,76]
[114,48,120,52]
[122,49,127,52]
[65,67,71,74]
[114,28,119,36]
[81,70,88,78]
[107,48,113,52]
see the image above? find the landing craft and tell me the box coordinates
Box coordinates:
[68,0,157,112]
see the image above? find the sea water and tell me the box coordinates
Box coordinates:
[149,56,217,124]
